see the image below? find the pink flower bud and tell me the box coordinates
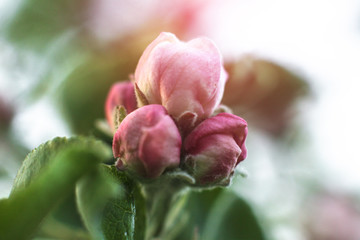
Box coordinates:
[184,113,247,185]
[113,104,181,178]
[105,81,137,129]
[135,32,227,134]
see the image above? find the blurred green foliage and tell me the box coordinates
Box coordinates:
[0,136,150,239]
[77,165,146,240]
[10,137,111,192]
[2,0,147,135]
[173,188,266,240]
[0,136,112,239]
[2,0,86,52]
[202,190,266,240]
[58,51,135,134]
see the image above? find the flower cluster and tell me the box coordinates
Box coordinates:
[105,32,248,186]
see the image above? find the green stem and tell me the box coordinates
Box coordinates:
[144,179,186,240]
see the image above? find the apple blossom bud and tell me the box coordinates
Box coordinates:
[184,113,247,185]
[113,104,181,178]
[105,81,137,130]
[135,32,227,134]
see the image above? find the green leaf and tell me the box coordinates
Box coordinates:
[77,165,146,240]
[11,136,111,193]
[37,140,111,238]
[101,166,146,240]
[0,136,112,240]
[202,190,266,240]
[171,188,223,240]
[170,188,266,240]
[76,165,118,239]
[46,192,86,231]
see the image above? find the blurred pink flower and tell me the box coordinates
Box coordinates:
[135,32,227,134]
[304,194,360,240]
[105,81,137,130]
[113,104,181,178]
[222,56,308,136]
[184,113,247,185]
[86,0,216,43]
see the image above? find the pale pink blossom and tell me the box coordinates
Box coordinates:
[184,113,247,185]
[304,194,360,240]
[134,32,227,134]
[105,81,137,130]
[113,104,181,178]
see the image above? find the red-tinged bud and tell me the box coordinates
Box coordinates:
[113,104,181,178]
[184,113,247,185]
[105,81,137,130]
